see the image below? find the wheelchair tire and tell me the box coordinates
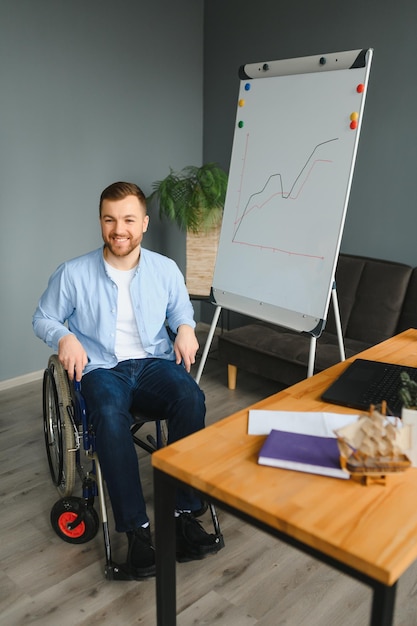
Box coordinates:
[50,497,100,544]
[43,355,76,497]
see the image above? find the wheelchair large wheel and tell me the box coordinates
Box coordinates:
[50,497,100,544]
[43,355,76,497]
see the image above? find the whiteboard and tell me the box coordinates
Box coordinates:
[212,49,373,336]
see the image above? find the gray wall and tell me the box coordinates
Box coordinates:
[202,0,417,326]
[1,0,203,382]
[203,0,417,264]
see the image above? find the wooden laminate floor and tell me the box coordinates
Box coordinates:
[1,327,417,625]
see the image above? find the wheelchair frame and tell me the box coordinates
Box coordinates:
[42,354,223,580]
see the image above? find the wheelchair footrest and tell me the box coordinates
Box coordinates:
[104,561,136,581]
[104,561,156,581]
[215,532,225,551]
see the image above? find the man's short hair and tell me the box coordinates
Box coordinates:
[99,182,147,215]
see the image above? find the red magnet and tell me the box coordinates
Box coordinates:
[350,120,358,130]
[356,83,365,93]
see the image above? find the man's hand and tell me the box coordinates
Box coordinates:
[174,325,199,373]
[58,334,88,382]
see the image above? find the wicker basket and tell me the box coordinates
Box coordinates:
[186,224,221,297]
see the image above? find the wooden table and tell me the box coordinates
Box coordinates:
[152,329,417,625]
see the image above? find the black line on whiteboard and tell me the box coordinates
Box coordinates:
[233,137,339,242]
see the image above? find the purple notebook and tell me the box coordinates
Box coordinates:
[258,429,348,479]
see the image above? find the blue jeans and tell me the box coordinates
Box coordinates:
[81,358,206,532]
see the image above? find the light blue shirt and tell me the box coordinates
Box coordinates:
[33,247,196,374]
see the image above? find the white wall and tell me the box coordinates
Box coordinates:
[0,0,204,381]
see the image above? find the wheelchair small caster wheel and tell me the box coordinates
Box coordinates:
[51,497,100,544]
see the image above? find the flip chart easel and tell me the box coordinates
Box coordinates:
[196,48,373,385]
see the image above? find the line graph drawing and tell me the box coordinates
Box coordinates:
[233,136,339,246]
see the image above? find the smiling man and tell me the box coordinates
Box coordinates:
[33,181,223,579]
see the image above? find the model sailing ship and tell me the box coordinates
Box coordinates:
[334,401,411,484]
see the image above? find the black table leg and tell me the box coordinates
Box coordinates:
[153,466,401,626]
[370,581,397,626]
[154,468,177,626]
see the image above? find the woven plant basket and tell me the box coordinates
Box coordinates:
[186,224,221,297]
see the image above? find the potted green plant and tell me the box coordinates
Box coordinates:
[399,371,417,466]
[148,163,228,296]
[399,371,417,410]
[148,163,227,233]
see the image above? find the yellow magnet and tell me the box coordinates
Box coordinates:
[350,111,359,121]
[239,99,245,107]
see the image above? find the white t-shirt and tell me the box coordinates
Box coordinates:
[104,261,147,361]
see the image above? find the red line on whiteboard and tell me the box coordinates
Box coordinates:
[235,133,250,223]
[233,239,325,260]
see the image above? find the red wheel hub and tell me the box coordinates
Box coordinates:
[58,512,86,538]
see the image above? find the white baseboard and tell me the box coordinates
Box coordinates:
[0,369,44,392]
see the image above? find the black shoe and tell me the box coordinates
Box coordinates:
[126,526,156,579]
[191,501,208,517]
[175,512,224,562]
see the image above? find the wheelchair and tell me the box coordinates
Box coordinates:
[42,354,223,580]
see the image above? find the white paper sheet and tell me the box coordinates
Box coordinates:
[248,410,359,438]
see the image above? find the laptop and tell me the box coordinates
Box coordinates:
[321,358,417,415]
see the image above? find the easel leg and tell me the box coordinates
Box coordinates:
[332,283,345,362]
[307,282,345,377]
[307,336,317,377]
[195,305,222,385]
